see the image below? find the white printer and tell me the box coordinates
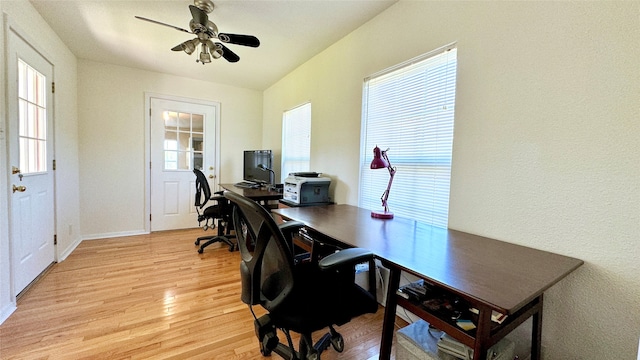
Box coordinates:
[282,172,331,206]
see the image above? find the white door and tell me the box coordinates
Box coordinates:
[150,98,219,231]
[7,29,55,294]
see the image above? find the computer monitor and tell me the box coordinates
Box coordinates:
[243,150,273,184]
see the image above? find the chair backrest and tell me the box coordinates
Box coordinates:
[193,169,211,209]
[224,190,294,312]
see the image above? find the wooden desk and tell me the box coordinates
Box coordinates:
[272,204,583,360]
[219,183,282,208]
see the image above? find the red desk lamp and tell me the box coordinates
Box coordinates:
[370,146,395,219]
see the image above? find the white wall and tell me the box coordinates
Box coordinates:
[0,0,80,321]
[77,60,263,239]
[264,1,639,359]
[2,1,638,357]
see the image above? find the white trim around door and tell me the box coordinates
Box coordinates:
[143,93,221,233]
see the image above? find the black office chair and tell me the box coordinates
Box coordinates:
[224,190,379,360]
[193,169,235,253]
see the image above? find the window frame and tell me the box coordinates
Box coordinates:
[358,44,457,228]
[281,102,312,182]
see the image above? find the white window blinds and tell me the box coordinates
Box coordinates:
[359,45,457,228]
[281,103,311,182]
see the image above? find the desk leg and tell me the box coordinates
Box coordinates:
[531,294,544,360]
[473,306,492,360]
[379,266,400,360]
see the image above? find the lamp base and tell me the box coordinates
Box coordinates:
[371,210,394,219]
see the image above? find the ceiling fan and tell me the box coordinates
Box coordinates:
[135,0,260,64]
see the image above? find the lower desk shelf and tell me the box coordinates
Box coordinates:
[397,293,543,354]
[397,295,476,348]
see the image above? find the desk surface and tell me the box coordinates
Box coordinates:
[272,204,583,315]
[220,183,282,202]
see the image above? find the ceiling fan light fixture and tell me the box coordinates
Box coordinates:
[199,43,212,63]
[183,39,198,55]
[206,41,223,59]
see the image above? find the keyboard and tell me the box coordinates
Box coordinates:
[234,181,260,189]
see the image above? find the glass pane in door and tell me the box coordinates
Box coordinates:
[162,110,206,171]
[18,59,47,174]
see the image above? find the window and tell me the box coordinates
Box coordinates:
[281,103,311,182]
[162,111,204,170]
[18,59,47,174]
[359,45,457,228]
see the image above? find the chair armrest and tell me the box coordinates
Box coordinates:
[320,248,378,299]
[278,221,305,238]
[210,190,225,201]
[318,248,374,271]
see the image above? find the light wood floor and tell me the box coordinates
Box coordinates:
[0,229,405,359]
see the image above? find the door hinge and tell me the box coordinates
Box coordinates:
[52,82,55,94]
[150,214,152,222]
[149,108,152,116]
[53,159,56,170]
[54,234,57,245]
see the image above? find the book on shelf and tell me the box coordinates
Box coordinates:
[456,319,476,331]
[397,279,430,301]
[468,308,508,324]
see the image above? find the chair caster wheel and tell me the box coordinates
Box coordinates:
[259,332,278,356]
[259,346,271,357]
[198,248,204,254]
[306,349,319,360]
[330,334,344,352]
[228,245,234,252]
[195,240,200,246]
[255,315,278,356]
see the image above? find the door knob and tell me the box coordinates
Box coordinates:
[12,185,26,193]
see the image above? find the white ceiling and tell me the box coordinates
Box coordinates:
[30,0,397,90]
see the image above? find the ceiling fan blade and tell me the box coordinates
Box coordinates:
[189,5,209,26]
[218,33,260,48]
[217,43,240,63]
[135,16,192,34]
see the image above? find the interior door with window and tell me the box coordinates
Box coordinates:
[150,98,219,231]
[7,28,56,294]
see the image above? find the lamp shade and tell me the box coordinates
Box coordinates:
[369,146,394,219]
[370,146,389,169]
